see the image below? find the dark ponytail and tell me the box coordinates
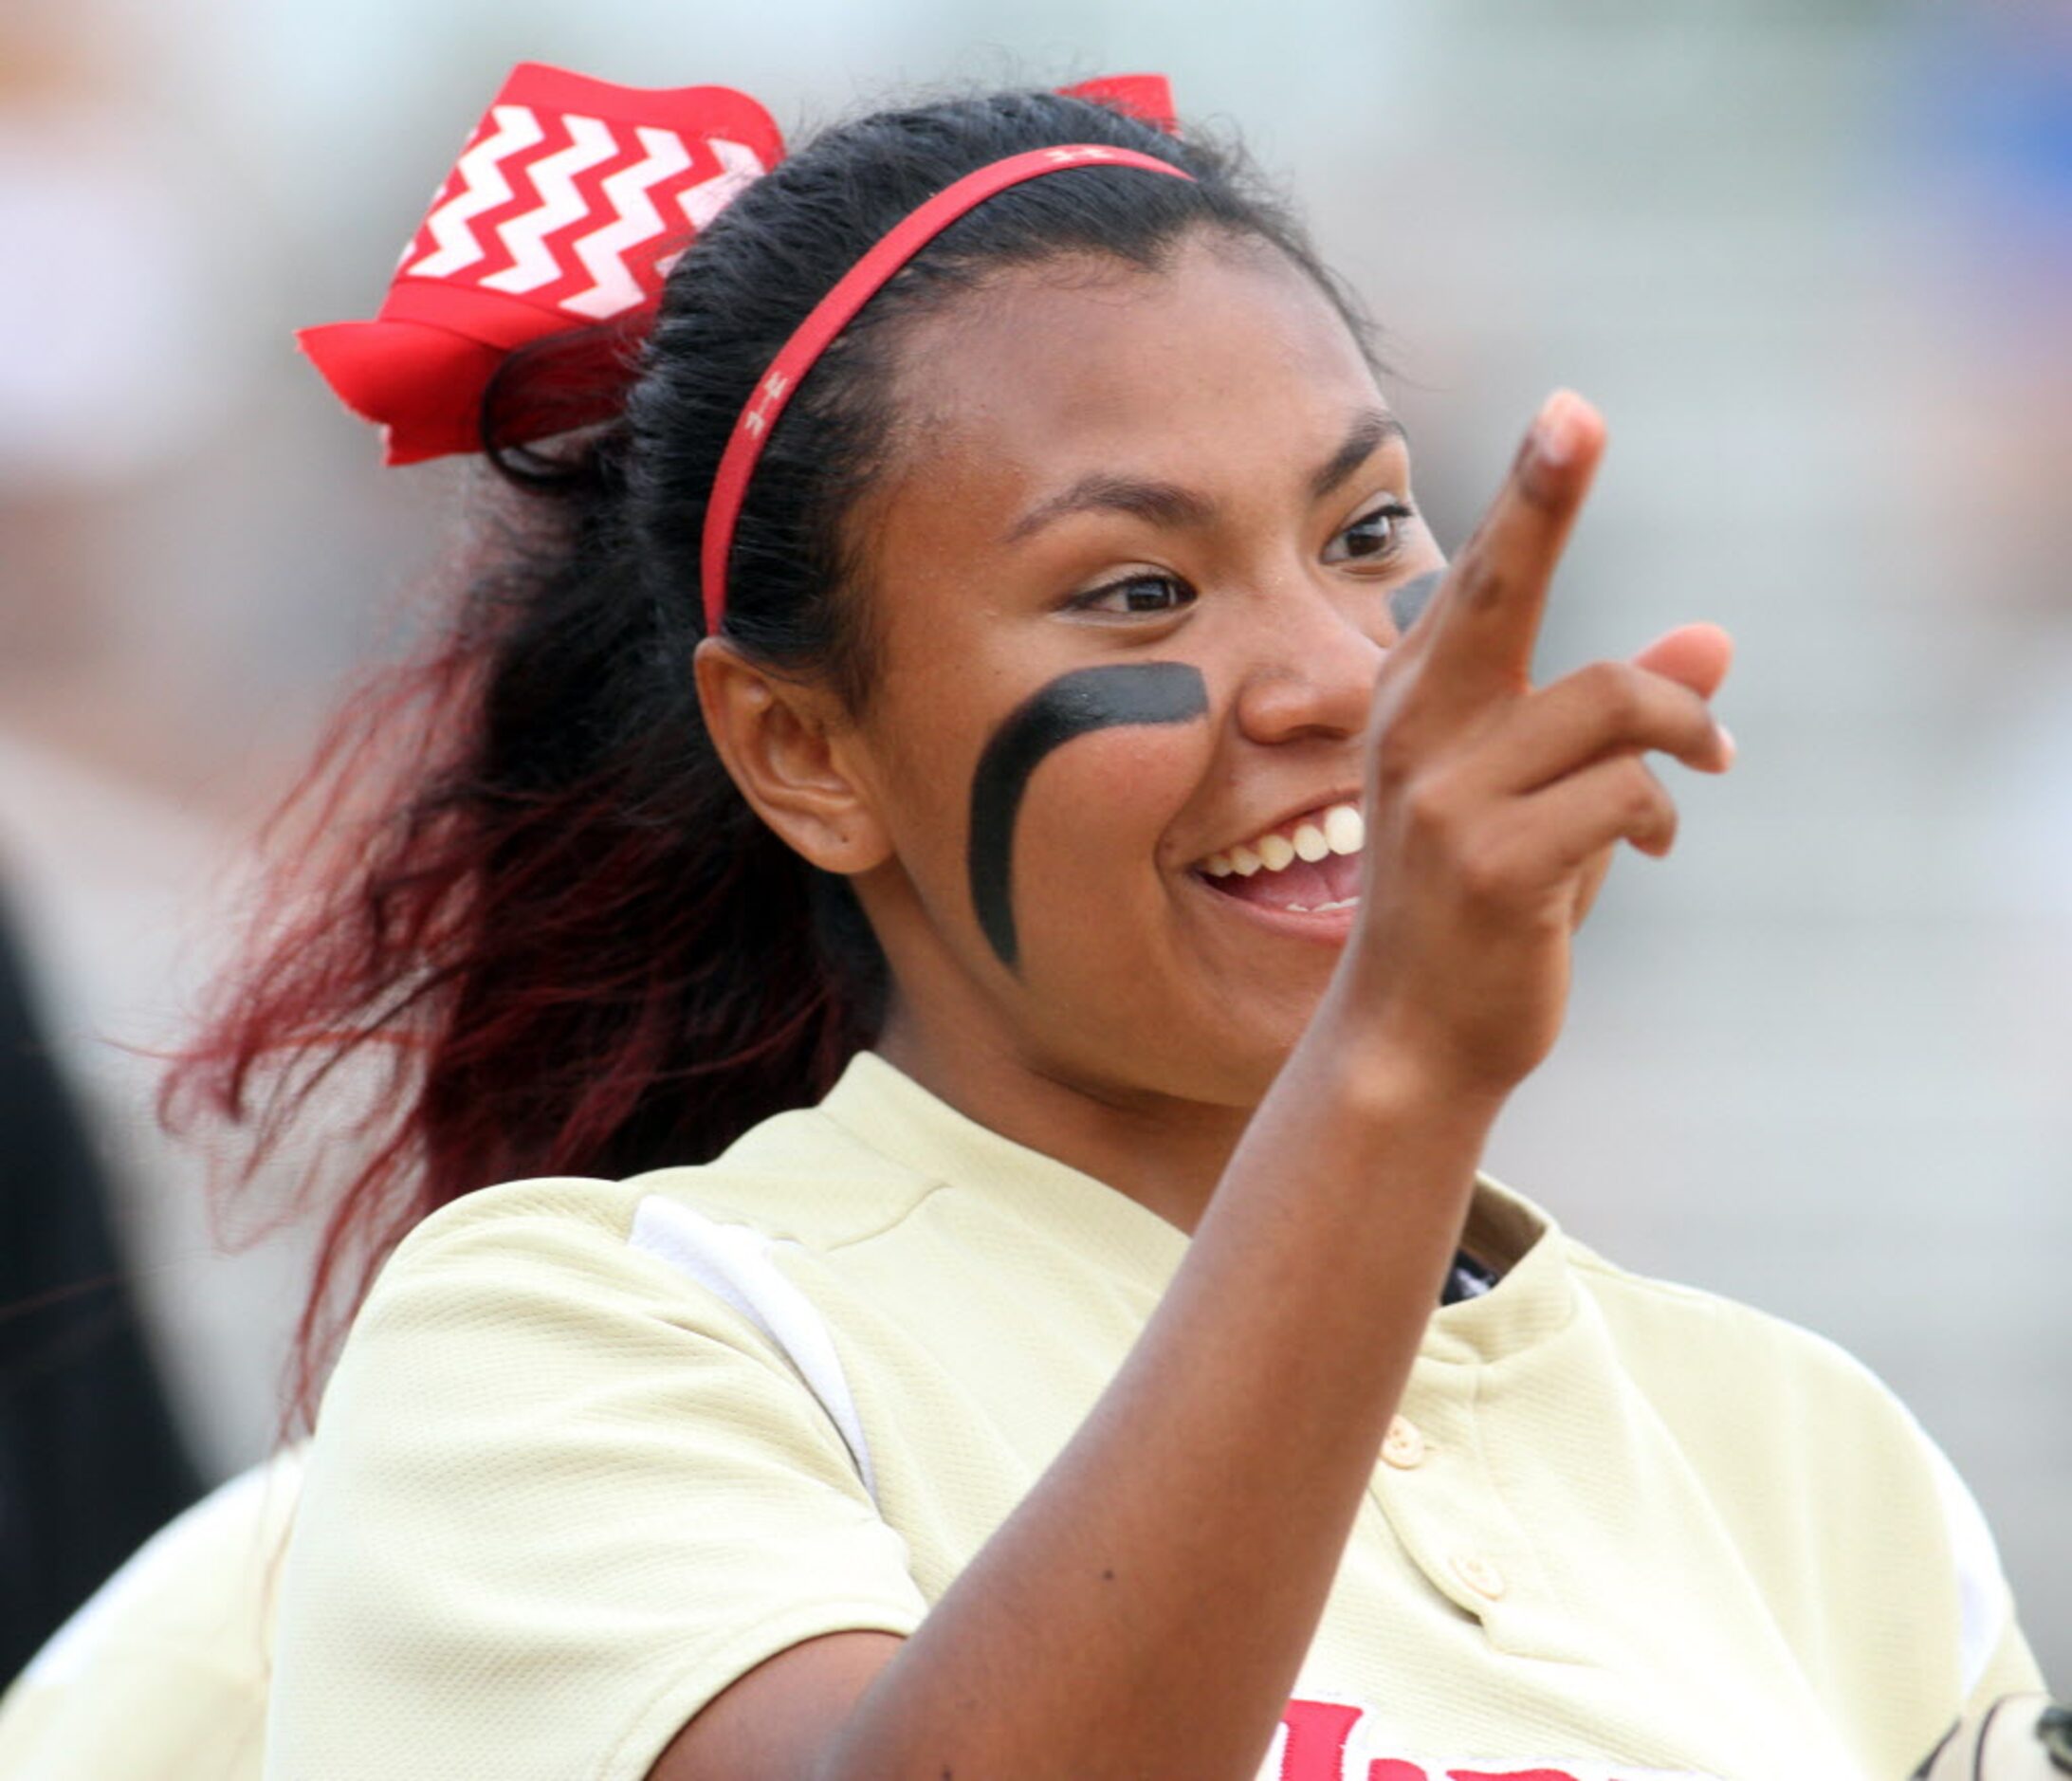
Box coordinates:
[168,83,1368,1419]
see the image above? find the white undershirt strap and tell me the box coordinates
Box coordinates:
[627,1196,878,1505]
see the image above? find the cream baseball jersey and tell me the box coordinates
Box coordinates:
[2,1052,2042,1778]
[0,1447,302,1778]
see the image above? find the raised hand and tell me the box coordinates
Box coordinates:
[1339,390,1735,1097]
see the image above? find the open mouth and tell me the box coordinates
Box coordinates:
[1194,801,1365,915]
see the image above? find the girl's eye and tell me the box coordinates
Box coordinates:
[1324,501,1414,565]
[1069,573,1198,616]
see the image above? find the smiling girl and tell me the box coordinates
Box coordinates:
[10,64,2051,1781]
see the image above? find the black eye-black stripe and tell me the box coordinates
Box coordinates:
[967,662,1210,970]
[1388,567,1444,633]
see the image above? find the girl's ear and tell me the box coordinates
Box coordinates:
[692,637,893,876]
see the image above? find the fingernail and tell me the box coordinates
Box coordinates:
[1715,723,1736,765]
[1531,391,1584,467]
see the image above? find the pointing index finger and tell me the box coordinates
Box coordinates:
[1420,390,1604,696]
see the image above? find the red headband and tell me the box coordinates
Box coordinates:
[699,142,1194,631]
[300,64,1181,471]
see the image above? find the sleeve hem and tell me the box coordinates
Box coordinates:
[596,1598,925,1781]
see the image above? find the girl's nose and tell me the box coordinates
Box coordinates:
[1231,586,1395,746]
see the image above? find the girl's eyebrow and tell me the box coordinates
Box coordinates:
[1310,409,1407,501]
[1002,409,1406,544]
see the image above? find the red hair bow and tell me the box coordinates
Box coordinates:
[300,64,1180,466]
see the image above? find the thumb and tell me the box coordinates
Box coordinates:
[1631,621,1733,700]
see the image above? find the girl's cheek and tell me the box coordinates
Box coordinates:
[961,662,1210,972]
[985,720,1216,974]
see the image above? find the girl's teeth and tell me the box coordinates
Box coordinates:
[1201,802,1366,880]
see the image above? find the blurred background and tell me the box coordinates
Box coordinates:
[1,0,2065,1687]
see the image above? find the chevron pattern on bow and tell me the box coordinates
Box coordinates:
[299,64,1180,465]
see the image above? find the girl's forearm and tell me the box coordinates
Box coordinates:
[816,1004,1496,1781]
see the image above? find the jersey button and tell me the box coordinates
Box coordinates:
[1381,1415,1426,1469]
[1451,1552,1507,1600]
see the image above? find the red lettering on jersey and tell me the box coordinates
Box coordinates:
[1275,1695,1716,1781]
[1278,1698,1366,1780]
